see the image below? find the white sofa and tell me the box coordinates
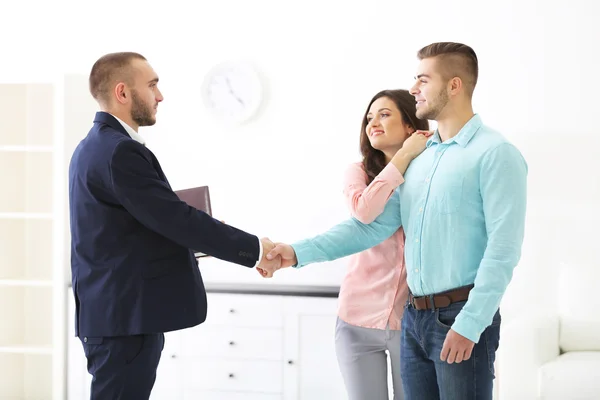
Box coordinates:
[497,262,600,399]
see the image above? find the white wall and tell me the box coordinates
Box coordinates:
[3,0,598,303]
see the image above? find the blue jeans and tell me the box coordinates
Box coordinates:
[400,300,500,400]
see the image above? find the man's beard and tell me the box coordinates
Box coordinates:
[417,89,449,120]
[131,90,155,127]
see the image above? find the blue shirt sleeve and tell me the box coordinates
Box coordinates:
[452,143,528,342]
[291,190,403,268]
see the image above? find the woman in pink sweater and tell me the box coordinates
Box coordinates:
[335,89,430,400]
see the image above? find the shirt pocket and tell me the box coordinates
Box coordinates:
[436,179,463,215]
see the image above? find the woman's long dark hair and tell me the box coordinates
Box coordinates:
[360,89,429,184]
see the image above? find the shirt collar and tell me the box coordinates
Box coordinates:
[426,114,483,148]
[110,114,146,145]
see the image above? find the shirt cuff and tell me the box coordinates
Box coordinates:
[452,312,485,344]
[254,237,263,268]
[291,239,327,269]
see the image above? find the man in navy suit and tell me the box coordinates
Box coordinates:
[68,52,281,399]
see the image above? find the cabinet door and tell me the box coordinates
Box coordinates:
[183,390,282,400]
[150,330,182,399]
[282,297,346,400]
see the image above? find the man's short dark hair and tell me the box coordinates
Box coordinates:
[417,42,478,97]
[89,52,146,105]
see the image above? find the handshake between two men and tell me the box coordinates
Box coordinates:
[256,238,297,278]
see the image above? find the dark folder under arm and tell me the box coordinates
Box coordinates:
[174,185,212,257]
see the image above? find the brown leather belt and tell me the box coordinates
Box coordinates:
[408,284,474,311]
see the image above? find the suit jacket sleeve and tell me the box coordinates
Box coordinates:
[109,140,259,267]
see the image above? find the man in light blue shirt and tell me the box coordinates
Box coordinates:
[264,42,527,399]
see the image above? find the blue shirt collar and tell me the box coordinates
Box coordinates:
[426,114,483,148]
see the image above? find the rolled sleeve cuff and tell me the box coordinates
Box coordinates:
[452,313,486,344]
[291,239,327,269]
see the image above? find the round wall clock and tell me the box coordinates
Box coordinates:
[201,60,264,125]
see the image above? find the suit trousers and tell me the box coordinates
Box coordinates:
[80,333,165,400]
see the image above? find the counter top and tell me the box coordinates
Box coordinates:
[67,282,340,297]
[205,282,340,298]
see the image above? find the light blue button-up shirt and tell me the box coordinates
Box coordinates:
[292,114,527,343]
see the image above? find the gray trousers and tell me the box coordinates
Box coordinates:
[335,317,404,400]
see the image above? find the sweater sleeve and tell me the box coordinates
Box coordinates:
[343,162,405,224]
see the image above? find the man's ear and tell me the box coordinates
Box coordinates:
[448,77,463,96]
[114,82,128,104]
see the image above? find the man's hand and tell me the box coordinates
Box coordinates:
[256,242,297,278]
[256,238,282,278]
[440,329,475,364]
[266,243,298,268]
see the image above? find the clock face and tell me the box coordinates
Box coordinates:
[201,61,263,124]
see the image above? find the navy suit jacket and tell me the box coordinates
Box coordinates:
[69,112,260,337]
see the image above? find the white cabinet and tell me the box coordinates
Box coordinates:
[0,83,58,400]
[68,290,346,399]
